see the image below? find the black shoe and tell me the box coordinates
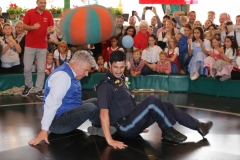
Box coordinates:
[36,91,44,98]
[162,127,187,143]
[196,121,213,137]
[21,86,33,96]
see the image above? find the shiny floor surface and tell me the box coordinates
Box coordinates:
[0,92,240,160]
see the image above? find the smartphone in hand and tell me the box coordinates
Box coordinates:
[146,6,152,10]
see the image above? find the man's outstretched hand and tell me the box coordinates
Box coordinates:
[108,139,128,149]
[29,130,49,146]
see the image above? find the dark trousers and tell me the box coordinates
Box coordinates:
[141,65,158,76]
[116,95,198,138]
[178,53,189,71]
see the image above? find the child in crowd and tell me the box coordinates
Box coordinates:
[213,36,238,81]
[204,31,212,41]
[165,36,180,73]
[47,27,59,53]
[130,49,144,77]
[141,34,162,75]
[178,24,192,74]
[103,36,124,62]
[231,47,240,80]
[118,26,136,62]
[0,23,21,73]
[235,48,240,69]
[175,32,183,43]
[157,51,171,74]
[188,27,211,80]
[54,41,71,68]
[204,36,223,77]
[95,54,107,72]
[45,53,55,75]
[180,16,188,34]
[193,20,202,30]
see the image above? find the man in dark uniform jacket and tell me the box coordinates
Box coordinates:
[93,50,212,149]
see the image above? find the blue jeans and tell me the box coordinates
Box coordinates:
[49,98,100,134]
[178,53,189,70]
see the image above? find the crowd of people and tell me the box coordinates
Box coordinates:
[1,3,240,97]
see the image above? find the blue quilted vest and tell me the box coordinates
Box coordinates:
[43,62,82,116]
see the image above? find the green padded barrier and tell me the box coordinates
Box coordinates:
[0,74,37,91]
[129,74,169,90]
[1,73,240,98]
[168,74,189,92]
[189,76,240,98]
[81,72,105,90]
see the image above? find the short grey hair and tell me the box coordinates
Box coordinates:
[15,20,23,28]
[70,50,96,67]
[139,20,148,28]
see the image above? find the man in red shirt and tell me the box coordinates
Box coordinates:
[22,0,54,98]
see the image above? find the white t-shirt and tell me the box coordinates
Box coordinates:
[0,37,20,63]
[54,49,71,61]
[142,45,162,63]
[225,48,236,61]
[165,47,179,55]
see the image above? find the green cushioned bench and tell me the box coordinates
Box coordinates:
[0,73,239,98]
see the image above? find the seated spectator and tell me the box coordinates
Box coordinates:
[157,20,176,50]
[203,19,213,32]
[130,49,144,77]
[141,34,162,75]
[180,16,188,34]
[95,54,107,73]
[175,32,183,42]
[54,41,71,68]
[165,36,180,73]
[213,36,238,81]
[142,6,162,35]
[204,36,223,77]
[178,24,192,74]
[103,36,124,62]
[118,26,136,61]
[45,53,55,75]
[188,27,211,80]
[0,23,21,73]
[157,51,171,74]
[231,47,240,80]
[14,20,26,72]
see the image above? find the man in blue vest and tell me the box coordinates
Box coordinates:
[94,50,212,149]
[29,51,116,145]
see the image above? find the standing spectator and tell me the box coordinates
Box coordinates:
[14,21,26,73]
[207,11,215,23]
[114,15,125,40]
[134,20,150,51]
[173,11,196,27]
[0,23,21,73]
[142,6,162,35]
[22,0,54,97]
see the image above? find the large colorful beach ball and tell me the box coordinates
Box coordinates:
[60,5,116,45]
